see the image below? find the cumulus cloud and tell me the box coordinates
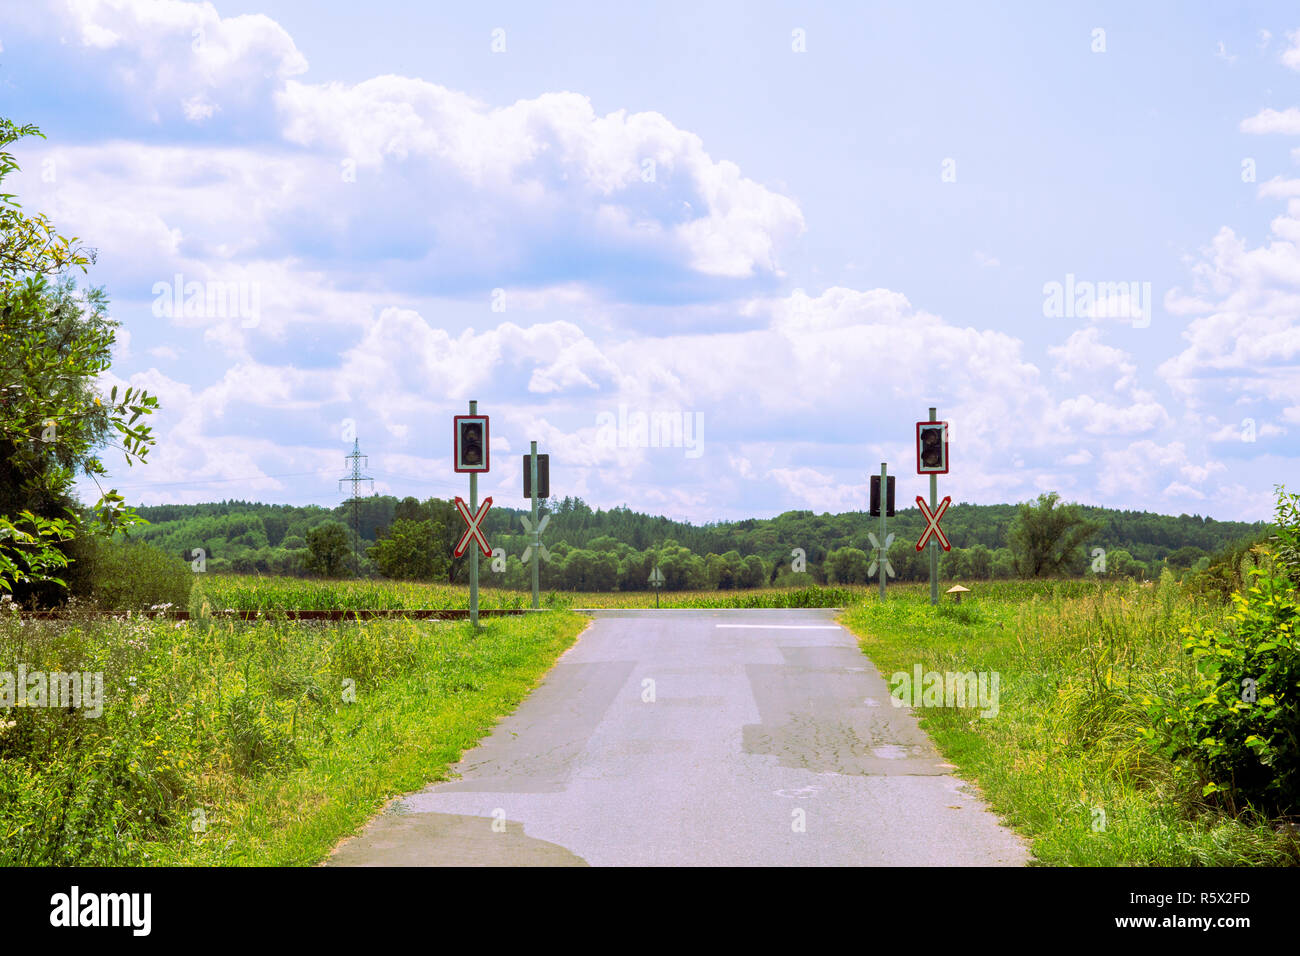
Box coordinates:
[24,0,1287,522]
[1241,107,1300,135]
[1284,30,1300,70]
[1158,219,1300,424]
[18,0,307,133]
[8,1,804,309]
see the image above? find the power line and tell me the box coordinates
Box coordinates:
[86,471,325,489]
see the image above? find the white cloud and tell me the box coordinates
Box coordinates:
[1053,394,1170,435]
[769,466,861,513]
[1283,30,1300,70]
[1240,107,1300,135]
[30,0,308,128]
[1049,327,1137,393]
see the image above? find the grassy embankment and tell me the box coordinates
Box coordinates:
[0,604,586,865]
[840,578,1299,865]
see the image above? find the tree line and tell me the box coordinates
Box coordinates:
[127,491,1266,590]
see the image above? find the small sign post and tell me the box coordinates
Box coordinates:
[525,442,547,608]
[648,565,665,608]
[869,462,896,600]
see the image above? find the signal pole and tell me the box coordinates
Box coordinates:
[929,405,939,606]
[879,462,888,603]
[469,400,479,627]
[529,441,540,609]
[338,437,373,575]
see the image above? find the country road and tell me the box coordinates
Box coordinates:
[328,608,1030,866]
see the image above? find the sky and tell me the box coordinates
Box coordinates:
[1,0,1297,523]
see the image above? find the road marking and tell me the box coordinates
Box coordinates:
[714,624,841,630]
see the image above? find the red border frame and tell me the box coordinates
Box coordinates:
[453,415,490,473]
[915,420,949,475]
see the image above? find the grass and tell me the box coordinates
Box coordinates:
[840,577,1300,865]
[9,569,1296,866]
[0,606,586,865]
[193,573,856,611]
[192,574,530,611]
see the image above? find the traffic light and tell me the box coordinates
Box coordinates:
[453,415,490,472]
[915,420,949,474]
[522,453,550,498]
[869,475,895,516]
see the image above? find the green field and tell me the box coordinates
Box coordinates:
[192,573,857,611]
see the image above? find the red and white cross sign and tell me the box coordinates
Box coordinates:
[914,495,953,552]
[453,495,493,558]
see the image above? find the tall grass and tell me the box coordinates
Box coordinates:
[841,576,1300,865]
[194,574,856,611]
[0,605,585,864]
[193,574,530,611]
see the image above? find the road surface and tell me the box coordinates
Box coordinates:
[328,608,1030,866]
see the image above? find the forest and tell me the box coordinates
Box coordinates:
[128,494,1267,590]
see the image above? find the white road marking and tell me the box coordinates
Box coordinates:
[714,624,841,630]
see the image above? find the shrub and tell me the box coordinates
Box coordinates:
[1272,485,1300,586]
[76,535,194,611]
[1184,535,1271,603]
[1147,559,1300,815]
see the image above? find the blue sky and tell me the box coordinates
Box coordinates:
[2,0,1298,522]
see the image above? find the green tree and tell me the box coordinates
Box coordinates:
[1006,492,1102,578]
[1165,545,1207,569]
[737,554,766,588]
[304,521,351,577]
[367,518,448,581]
[1,118,158,597]
[1103,548,1143,579]
[826,546,870,584]
[967,543,994,580]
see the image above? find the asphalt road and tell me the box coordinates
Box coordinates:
[328,608,1030,866]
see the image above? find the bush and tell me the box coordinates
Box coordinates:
[1272,485,1300,586]
[1147,559,1300,815]
[1184,537,1270,603]
[76,535,194,611]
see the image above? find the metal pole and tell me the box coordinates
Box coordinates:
[469,399,479,627]
[879,462,888,602]
[530,440,540,609]
[929,405,938,607]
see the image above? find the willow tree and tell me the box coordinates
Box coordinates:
[1007,492,1101,578]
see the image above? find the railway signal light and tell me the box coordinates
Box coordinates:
[916,420,949,474]
[869,474,895,517]
[522,453,550,498]
[454,415,490,473]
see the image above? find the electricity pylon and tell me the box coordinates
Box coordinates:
[338,438,373,575]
